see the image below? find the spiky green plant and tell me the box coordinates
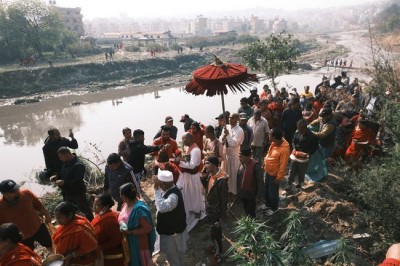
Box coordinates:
[280,211,314,266]
[227,216,284,265]
[329,238,354,265]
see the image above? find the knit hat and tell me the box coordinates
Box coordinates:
[206,156,219,167]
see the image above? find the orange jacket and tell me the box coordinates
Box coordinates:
[0,243,41,266]
[53,215,99,265]
[263,139,290,180]
[0,189,49,239]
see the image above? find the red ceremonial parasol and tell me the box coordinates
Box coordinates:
[185,56,259,116]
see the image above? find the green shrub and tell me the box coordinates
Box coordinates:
[280,212,313,266]
[227,216,284,265]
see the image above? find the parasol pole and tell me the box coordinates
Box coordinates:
[221,85,228,125]
[221,92,226,117]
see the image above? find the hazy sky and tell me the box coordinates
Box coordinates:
[55,0,381,19]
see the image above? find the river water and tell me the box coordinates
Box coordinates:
[0,31,373,194]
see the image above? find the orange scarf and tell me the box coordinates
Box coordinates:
[91,211,118,228]
[0,243,41,266]
[52,215,99,264]
[208,170,227,192]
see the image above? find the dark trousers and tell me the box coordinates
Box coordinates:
[264,174,280,211]
[21,223,52,250]
[208,217,223,253]
[240,197,256,218]
[64,193,94,221]
[288,160,310,185]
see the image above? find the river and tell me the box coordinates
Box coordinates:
[0,31,373,194]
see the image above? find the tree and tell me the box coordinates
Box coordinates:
[239,32,300,90]
[1,0,77,58]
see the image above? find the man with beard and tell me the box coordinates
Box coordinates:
[0,179,52,251]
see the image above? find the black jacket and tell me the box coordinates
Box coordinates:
[292,129,319,155]
[201,172,229,222]
[127,141,162,173]
[43,137,78,175]
[58,155,86,196]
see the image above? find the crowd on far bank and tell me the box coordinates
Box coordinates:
[1,70,398,266]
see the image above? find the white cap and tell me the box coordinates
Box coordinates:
[250,86,257,92]
[158,170,173,182]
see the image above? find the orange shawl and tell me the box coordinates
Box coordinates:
[0,243,41,266]
[91,211,123,255]
[52,215,99,265]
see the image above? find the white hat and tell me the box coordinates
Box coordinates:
[250,86,257,92]
[158,170,173,182]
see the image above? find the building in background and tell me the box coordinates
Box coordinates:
[49,1,85,37]
[190,15,209,36]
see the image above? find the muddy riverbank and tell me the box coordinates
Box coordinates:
[0,53,209,101]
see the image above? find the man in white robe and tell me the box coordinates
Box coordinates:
[220,113,244,195]
[176,133,205,231]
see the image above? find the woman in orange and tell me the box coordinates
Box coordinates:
[345,119,377,162]
[0,223,42,266]
[91,193,125,266]
[52,201,99,266]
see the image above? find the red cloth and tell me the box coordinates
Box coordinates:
[379,258,400,266]
[344,125,376,161]
[91,211,124,266]
[0,189,49,239]
[188,126,206,152]
[53,215,99,265]
[152,137,181,158]
[240,159,258,192]
[259,91,270,100]
[0,243,41,266]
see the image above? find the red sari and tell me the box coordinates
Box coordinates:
[0,243,41,266]
[91,211,125,266]
[52,215,99,265]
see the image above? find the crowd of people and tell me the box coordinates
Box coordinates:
[0,71,396,266]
